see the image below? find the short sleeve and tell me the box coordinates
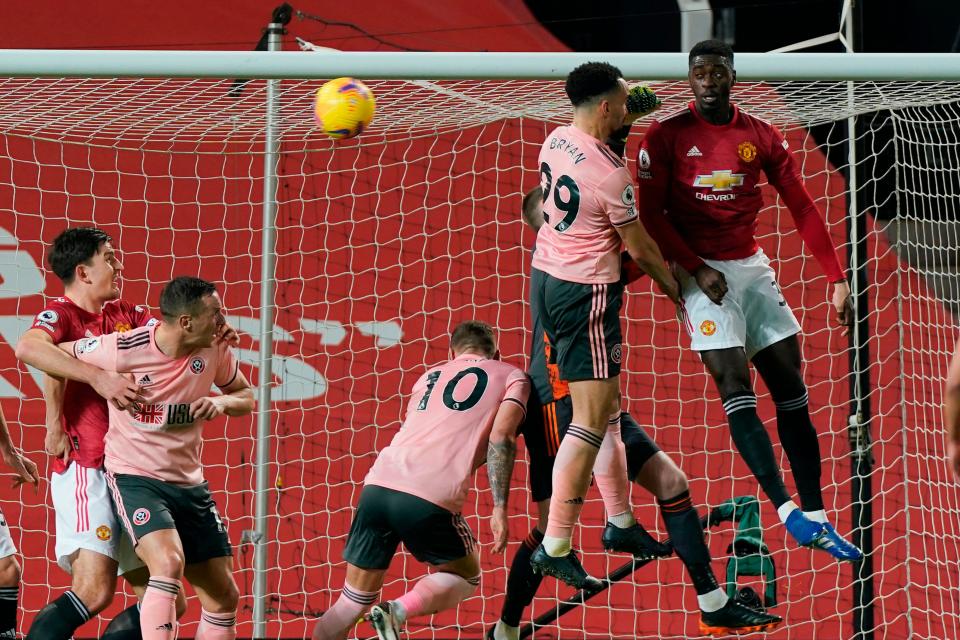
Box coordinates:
[214,343,240,388]
[30,304,70,342]
[636,120,671,183]
[596,167,638,228]
[501,367,531,416]
[73,332,118,371]
[130,303,158,329]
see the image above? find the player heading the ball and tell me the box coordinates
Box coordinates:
[528,61,679,590]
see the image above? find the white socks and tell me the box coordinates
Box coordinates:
[607,511,637,529]
[697,588,729,613]
[804,509,828,523]
[493,620,520,640]
[542,535,571,557]
[776,500,800,524]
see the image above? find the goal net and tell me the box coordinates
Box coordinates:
[0,68,959,639]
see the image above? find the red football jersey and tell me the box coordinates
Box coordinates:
[30,297,155,471]
[637,102,843,281]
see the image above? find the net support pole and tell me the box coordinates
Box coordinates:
[252,20,283,639]
[843,2,876,638]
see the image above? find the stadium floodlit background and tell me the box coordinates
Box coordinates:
[0,1,959,638]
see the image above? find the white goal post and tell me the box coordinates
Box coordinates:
[0,48,958,639]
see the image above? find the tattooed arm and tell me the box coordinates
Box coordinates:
[486,399,525,553]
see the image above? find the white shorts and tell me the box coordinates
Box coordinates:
[678,249,801,360]
[0,508,17,559]
[51,462,143,575]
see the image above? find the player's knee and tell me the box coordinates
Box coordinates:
[206,577,240,613]
[703,356,752,398]
[0,556,20,587]
[770,380,808,407]
[74,583,115,615]
[716,373,752,400]
[658,467,689,500]
[147,549,185,579]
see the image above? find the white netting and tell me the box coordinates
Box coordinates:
[0,75,959,639]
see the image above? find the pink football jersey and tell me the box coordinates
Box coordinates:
[531,125,639,284]
[364,354,530,513]
[72,324,240,486]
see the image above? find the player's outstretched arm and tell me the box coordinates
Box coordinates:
[190,369,256,422]
[616,219,680,303]
[18,330,142,409]
[486,400,525,554]
[945,337,960,480]
[0,408,39,489]
[766,131,851,331]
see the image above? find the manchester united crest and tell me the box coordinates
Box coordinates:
[96,525,112,541]
[700,320,717,336]
[737,141,758,163]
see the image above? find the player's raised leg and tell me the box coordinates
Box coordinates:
[532,376,617,589]
[370,552,480,640]
[752,337,861,561]
[598,408,670,559]
[626,414,782,633]
[700,347,794,509]
[631,445,782,634]
[314,484,397,640]
[313,563,384,640]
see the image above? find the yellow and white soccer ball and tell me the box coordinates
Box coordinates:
[314,77,376,140]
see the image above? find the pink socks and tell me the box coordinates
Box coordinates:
[141,577,180,640]
[196,609,237,639]
[312,583,379,640]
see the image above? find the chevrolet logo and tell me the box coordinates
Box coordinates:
[693,170,745,192]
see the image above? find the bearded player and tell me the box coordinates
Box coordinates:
[489,184,781,639]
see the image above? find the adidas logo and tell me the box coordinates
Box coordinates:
[137,374,154,386]
[155,623,174,630]
[687,146,703,157]
[563,497,585,505]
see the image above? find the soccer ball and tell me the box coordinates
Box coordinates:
[314,77,376,140]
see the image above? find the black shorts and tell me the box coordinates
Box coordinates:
[342,485,476,570]
[521,394,661,503]
[108,473,232,565]
[530,267,624,382]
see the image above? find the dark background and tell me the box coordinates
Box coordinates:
[526,0,960,221]
[526,0,960,53]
